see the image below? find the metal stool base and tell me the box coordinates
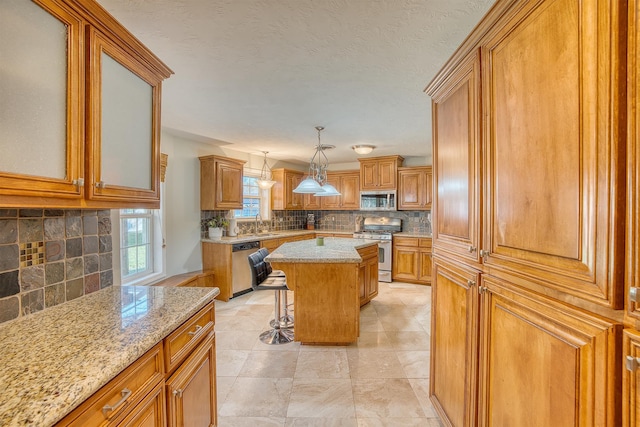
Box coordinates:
[259,327,294,344]
[270,314,294,329]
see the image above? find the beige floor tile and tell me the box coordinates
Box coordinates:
[396,351,430,379]
[295,349,350,379]
[347,350,406,379]
[386,331,430,351]
[356,418,435,426]
[285,418,358,426]
[359,316,384,332]
[287,379,356,418]
[352,378,425,418]
[409,378,440,418]
[218,417,285,427]
[348,331,394,351]
[216,314,272,331]
[216,330,262,350]
[216,376,236,407]
[219,377,294,418]
[239,349,299,378]
[217,349,252,377]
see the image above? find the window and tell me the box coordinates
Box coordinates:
[120,209,153,281]
[234,175,269,219]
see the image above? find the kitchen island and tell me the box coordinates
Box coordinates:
[0,285,219,426]
[265,237,378,345]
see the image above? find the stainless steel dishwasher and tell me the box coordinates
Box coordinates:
[231,241,260,297]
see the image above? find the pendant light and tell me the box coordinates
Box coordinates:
[256,151,276,189]
[293,126,339,195]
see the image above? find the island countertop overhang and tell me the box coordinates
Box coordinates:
[264,237,379,263]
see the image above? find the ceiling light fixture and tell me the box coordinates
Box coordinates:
[256,151,276,189]
[352,145,376,155]
[293,126,341,197]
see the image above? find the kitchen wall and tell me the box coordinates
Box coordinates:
[0,209,113,324]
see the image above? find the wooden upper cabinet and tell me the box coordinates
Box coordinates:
[627,0,640,324]
[0,0,172,209]
[358,155,404,190]
[479,276,621,427]
[271,168,304,210]
[427,50,482,267]
[319,171,360,210]
[398,166,432,210]
[481,0,626,309]
[199,155,245,210]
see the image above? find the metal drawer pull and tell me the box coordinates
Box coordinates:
[102,388,132,416]
[187,324,203,336]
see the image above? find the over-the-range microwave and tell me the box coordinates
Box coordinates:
[359,190,397,211]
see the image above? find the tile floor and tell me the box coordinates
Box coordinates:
[214,281,443,427]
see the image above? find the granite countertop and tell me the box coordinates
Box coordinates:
[0,285,219,427]
[394,232,433,238]
[265,237,378,263]
[202,229,316,244]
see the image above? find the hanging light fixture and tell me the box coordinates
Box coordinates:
[293,126,341,196]
[256,151,276,189]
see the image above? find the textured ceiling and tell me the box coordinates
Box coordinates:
[98,0,494,165]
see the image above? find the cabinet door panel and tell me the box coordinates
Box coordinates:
[398,170,421,209]
[430,50,481,266]
[319,174,341,209]
[377,159,396,189]
[360,162,377,190]
[482,0,625,308]
[0,0,83,199]
[430,257,480,427]
[340,173,360,209]
[166,334,216,427]
[479,276,621,427]
[86,28,163,204]
[216,161,243,209]
[418,251,432,284]
[392,247,419,281]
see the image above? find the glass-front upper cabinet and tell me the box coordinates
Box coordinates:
[85,27,164,205]
[0,0,172,208]
[0,0,84,201]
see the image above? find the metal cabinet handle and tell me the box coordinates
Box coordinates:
[626,355,640,371]
[468,246,476,253]
[102,388,132,416]
[479,250,490,258]
[467,280,476,287]
[173,389,183,398]
[187,324,203,336]
[72,178,84,188]
[95,181,106,189]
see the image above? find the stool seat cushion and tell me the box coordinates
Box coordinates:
[248,248,289,291]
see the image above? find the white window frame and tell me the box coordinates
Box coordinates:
[235,171,271,221]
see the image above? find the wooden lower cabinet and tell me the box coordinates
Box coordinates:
[166,333,216,427]
[623,329,640,426]
[430,257,480,427]
[392,237,432,284]
[358,244,379,306]
[56,303,217,427]
[478,276,621,427]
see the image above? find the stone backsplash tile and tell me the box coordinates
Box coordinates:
[0,209,114,324]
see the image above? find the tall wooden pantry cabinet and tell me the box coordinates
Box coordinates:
[426,0,628,425]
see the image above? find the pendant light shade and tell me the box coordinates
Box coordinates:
[293,126,341,196]
[256,151,276,189]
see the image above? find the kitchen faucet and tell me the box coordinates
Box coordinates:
[255,213,262,234]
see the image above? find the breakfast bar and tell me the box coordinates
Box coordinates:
[265,237,379,345]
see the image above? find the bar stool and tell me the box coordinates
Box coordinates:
[248,249,294,344]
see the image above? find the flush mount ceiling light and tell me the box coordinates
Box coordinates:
[293,126,341,197]
[352,145,376,155]
[256,151,276,189]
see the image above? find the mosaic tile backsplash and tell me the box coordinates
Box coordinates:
[201,209,431,237]
[0,209,113,324]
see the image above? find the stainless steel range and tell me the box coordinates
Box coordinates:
[352,217,402,282]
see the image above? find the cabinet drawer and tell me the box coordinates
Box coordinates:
[57,342,164,426]
[419,238,432,249]
[164,302,215,374]
[394,237,418,247]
